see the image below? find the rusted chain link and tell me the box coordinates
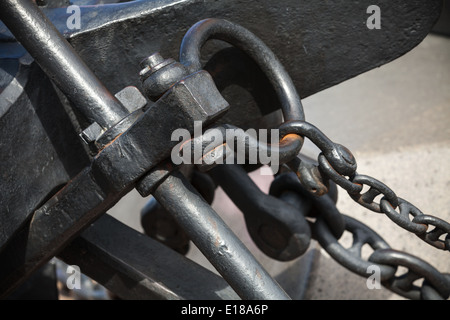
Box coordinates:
[369,249,450,300]
[265,171,449,299]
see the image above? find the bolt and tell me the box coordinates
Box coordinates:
[80,122,104,144]
[140,52,165,69]
[138,52,188,100]
[139,52,176,81]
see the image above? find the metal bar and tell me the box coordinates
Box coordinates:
[153,170,291,300]
[58,214,239,300]
[0,0,129,129]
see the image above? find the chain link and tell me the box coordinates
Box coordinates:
[348,174,399,212]
[317,154,362,194]
[312,211,450,300]
[421,274,450,300]
[313,214,396,280]
[380,198,428,234]
[412,215,450,251]
[368,249,450,300]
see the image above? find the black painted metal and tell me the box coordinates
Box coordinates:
[0,61,90,252]
[411,215,450,251]
[270,171,344,239]
[179,18,305,121]
[280,120,357,177]
[58,214,239,300]
[140,168,216,254]
[280,118,450,253]
[6,263,58,300]
[0,167,115,297]
[140,197,191,255]
[314,214,396,281]
[153,170,291,300]
[268,159,450,300]
[0,0,130,130]
[28,0,442,113]
[209,163,311,261]
[0,0,442,256]
[0,8,297,298]
[0,0,446,301]
[369,249,450,300]
[0,65,229,296]
[92,70,229,191]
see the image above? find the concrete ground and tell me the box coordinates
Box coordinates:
[108,32,450,300]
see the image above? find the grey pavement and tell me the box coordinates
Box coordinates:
[108,33,450,300]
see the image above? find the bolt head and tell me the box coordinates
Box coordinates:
[140,52,165,69]
[139,53,176,81]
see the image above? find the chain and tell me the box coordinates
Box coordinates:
[269,169,450,299]
[279,120,450,252]
[311,209,450,300]
[269,170,450,299]
[274,118,450,299]
[174,18,449,299]
[187,117,449,299]
[274,119,450,299]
